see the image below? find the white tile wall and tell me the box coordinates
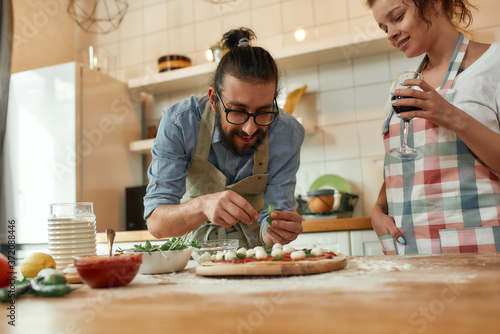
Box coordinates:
[316,21,350,41]
[354,82,391,121]
[251,3,282,39]
[87,0,500,218]
[143,2,168,34]
[168,0,195,28]
[281,0,315,33]
[314,0,348,25]
[347,0,372,19]
[118,7,143,39]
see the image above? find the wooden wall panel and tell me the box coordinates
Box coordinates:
[11,0,76,73]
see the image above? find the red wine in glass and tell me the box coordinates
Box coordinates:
[388,71,423,159]
[392,96,422,114]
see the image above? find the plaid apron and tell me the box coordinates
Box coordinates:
[380,33,500,255]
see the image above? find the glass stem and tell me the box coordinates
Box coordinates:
[402,120,410,150]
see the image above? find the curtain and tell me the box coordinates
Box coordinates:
[0,0,13,250]
[0,0,13,156]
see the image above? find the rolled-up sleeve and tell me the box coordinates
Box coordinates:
[259,110,305,233]
[143,97,202,219]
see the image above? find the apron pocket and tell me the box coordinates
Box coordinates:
[439,226,500,253]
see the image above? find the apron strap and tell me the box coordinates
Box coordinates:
[440,33,469,90]
[186,98,270,248]
[416,33,470,90]
[194,101,215,161]
[252,133,269,175]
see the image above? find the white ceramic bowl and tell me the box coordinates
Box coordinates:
[138,248,194,274]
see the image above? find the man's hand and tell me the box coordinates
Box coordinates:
[262,210,303,246]
[200,190,260,228]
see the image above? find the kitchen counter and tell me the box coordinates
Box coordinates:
[96,217,373,243]
[301,216,372,232]
[3,252,499,333]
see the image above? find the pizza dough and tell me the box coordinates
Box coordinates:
[196,244,347,276]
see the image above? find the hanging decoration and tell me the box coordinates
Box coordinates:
[67,0,128,34]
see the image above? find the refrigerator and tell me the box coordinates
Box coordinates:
[1,62,142,245]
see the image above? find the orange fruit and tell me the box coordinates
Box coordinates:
[307,195,334,213]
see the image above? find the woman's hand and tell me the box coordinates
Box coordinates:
[391,78,467,132]
[372,183,406,245]
[393,77,500,175]
[371,203,406,245]
[262,210,303,246]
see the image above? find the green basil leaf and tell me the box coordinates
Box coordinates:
[266,216,273,226]
[266,205,275,226]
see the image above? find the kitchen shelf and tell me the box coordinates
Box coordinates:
[128,32,393,152]
[127,32,392,95]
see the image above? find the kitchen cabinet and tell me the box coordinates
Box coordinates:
[290,216,382,256]
[290,229,383,256]
[128,32,392,152]
[290,231,351,255]
[350,230,384,256]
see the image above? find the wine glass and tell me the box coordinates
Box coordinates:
[388,71,423,160]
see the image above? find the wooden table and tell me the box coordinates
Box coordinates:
[2,253,499,334]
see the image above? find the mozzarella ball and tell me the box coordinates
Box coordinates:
[271,248,284,258]
[246,249,256,258]
[210,254,217,261]
[215,251,225,261]
[198,252,212,263]
[290,250,306,260]
[255,249,268,260]
[311,247,324,256]
[237,247,247,255]
[253,246,265,253]
[224,251,236,261]
[272,243,283,250]
[282,245,295,254]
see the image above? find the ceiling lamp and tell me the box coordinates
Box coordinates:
[67,0,128,34]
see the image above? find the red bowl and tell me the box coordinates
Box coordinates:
[74,253,143,288]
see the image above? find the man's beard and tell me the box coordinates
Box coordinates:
[215,111,265,157]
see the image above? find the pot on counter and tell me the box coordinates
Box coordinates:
[306,189,335,213]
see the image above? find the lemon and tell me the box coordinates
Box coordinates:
[21,252,56,278]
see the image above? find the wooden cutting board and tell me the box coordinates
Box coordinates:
[196,254,347,276]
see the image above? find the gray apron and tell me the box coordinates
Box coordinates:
[182,102,269,248]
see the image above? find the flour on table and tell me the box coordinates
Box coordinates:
[347,258,412,272]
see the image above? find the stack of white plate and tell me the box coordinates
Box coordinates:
[48,216,97,270]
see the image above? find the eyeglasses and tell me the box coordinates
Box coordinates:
[216,91,279,126]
